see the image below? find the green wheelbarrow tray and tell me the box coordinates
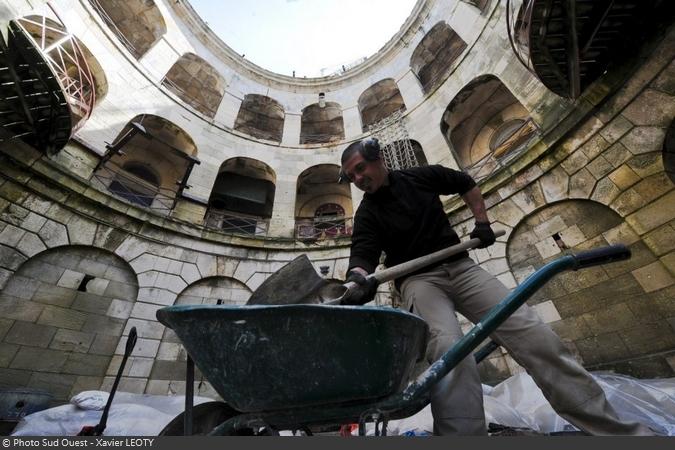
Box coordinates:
[156,245,631,435]
[157,304,428,413]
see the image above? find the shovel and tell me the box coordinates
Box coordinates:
[247,230,506,306]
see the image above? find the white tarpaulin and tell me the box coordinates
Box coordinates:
[11,372,675,436]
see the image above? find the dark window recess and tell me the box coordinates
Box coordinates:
[108,180,155,207]
[552,233,568,250]
[77,274,95,292]
[222,217,257,234]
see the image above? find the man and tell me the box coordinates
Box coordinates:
[339,138,652,436]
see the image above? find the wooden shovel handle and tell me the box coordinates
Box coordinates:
[366,229,506,285]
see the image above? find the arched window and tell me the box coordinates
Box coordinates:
[300,102,345,144]
[108,162,160,207]
[234,94,285,142]
[94,115,200,213]
[88,0,166,59]
[162,53,226,118]
[441,75,537,180]
[358,79,406,132]
[314,203,347,237]
[206,158,276,236]
[295,165,352,240]
[411,22,467,94]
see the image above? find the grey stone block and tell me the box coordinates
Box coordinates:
[62,353,111,376]
[104,266,134,284]
[5,321,57,348]
[56,269,85,290]
[104,281,138,301]
[1,275,39,300]
[106,299,134,319]
[41,251,80,268]
[0,224,25,246]
[77,258,110,278]
[81,315,125,337]
[37,305,87,331]
[0,343,19,367]
[0,317,13,340]
[0,295,44,322]
[28,372,77,402]
[71,292,113,315]
[89,334,120,355]
[84,278,110,296]
[150,360,193,381]
[0,367,31,389]
[26,262,65,284]
[49,329,95,353]
[31,283,77,308]
[10,347,68,372]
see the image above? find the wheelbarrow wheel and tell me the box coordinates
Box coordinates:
[159,401,279,436]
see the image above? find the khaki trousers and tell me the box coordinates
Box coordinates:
[400,257,652,436]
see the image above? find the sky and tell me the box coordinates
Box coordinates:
[188,0,417,78]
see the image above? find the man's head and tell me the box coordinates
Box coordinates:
[340,138,389,194]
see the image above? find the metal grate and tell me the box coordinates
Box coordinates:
[367,110,419,170]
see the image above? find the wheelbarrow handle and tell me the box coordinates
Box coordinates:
[366,229,506,285]
[571,244,631,269]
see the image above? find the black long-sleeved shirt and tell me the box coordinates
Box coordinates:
[348,165,476,280]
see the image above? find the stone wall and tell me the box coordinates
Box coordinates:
[0,0,673,404]
[450,29,675,382]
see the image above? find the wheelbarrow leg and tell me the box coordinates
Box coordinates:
[184,354,195,436]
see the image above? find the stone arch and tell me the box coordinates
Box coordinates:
[411,22,467,94]
[506,199,675,377]
[0,245,138,402]
[205,158,277,235]
[88,0,166,59]
[300,102,345,144]
[358,79,406,132]
[175,276,252,306]
[664,118,675,184]
[17,15,108,131]
[441,74,537,180]
[161,53,226,118]
[94,115,199,212]
[147,276,251,397]
[295,165,352,239]
[233,94,285,142]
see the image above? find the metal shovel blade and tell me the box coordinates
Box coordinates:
[246,255,332,305]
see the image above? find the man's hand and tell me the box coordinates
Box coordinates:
[340,270,379,305]
[470,221,496,249]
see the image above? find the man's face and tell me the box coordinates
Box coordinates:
[341,151,386,194]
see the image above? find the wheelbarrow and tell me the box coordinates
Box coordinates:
[156,245,631,435]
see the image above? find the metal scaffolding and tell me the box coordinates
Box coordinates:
[367,110,419,170]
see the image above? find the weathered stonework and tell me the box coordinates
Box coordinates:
[0,0,673,404]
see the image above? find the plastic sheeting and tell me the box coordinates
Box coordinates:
[11,372,675,436]
[11,392,213,436]
[375,372,675,436]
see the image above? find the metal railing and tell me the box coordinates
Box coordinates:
[15,12,96,132]
[91,162,177,214]
[463,118,539,182]
[204,210,269,236]
[295,217,353,240]
[87,0,143,58]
